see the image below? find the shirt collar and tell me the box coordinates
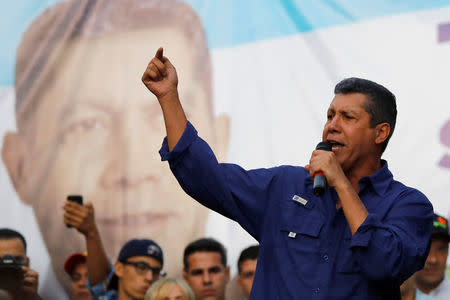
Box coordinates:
[358,160,393,196]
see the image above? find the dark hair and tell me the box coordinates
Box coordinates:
[0,228,27,252]
[237,245,259,274]
[334,77,397,153]
[183,238,227,270]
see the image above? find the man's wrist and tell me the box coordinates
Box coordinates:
[85,226,100,240]
[334,176,354,195]
[158,88,179,105]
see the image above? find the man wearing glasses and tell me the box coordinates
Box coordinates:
[0,228,41,300]
[64,201,164,300]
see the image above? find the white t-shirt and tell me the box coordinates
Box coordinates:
[428,275,450,300]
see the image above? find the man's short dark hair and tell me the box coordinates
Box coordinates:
[183,238,227,270]
[334,77,397,153]
[0,228,27,252]
[237,245,259,274]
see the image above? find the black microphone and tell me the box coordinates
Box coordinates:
[313,141,332,196]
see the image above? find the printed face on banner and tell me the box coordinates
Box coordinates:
[2,27,229,290]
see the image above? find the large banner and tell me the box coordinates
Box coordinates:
[1,1,449,298]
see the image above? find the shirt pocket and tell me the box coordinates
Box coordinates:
[337,228,361,274]
[279,199,324,253]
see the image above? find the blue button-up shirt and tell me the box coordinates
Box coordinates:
[160,122,433,300]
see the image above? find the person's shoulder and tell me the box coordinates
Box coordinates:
[272,164,307,175]
[389,177,431,206]
[267,165,309,182]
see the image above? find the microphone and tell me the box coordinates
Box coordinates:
[313,141,332,196]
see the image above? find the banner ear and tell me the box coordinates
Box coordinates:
[213,114,230,163]
[2,132,30,205]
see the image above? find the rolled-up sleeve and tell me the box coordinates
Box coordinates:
[350,189,433,282]
[87,261,115,299]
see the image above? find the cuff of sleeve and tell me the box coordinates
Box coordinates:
[87,261,114,295]
[159,121,198,161]
[350,214,379,248]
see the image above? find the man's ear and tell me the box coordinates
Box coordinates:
[182,268,188,281]
[374,122,390,145]
[114,261,123,278]
[225,266,230,282]
[213,114,230,163]
[2,132,29,204]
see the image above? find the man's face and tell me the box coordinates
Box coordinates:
[322,93,381,173]
[183,252,230,300]
[116,256,162,299]
[238,259,257,298]
[416,237,449,289]
[3,27,228,290]
[0,238,27,266]
[70,262,91,300]
[0,238,28,291]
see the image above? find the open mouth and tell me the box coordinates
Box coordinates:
[327,140,345,151]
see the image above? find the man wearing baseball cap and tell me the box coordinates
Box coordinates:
[416,213,450,299]
[87,239,164,300]
[64,201,165,300]
[64,252,92,300]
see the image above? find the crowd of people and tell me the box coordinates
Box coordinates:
[1,207,450,299]
[0,199,259,300]
[0,0,448,299]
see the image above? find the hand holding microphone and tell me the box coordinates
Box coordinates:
[312,141,332,196]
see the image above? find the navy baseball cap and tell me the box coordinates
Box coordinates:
[108,239,164,290]
[432,214,450,242]
[117,239,164,265]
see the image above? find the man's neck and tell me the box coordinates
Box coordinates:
[345,158,382,193]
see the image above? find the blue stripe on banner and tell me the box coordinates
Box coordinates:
[1,0,450,85]
[185,0,450,48]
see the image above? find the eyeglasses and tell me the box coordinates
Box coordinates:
[121,260,165,277]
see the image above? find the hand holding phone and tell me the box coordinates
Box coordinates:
[66,195,83,228]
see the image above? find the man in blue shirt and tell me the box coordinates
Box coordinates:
[141,48,433,299]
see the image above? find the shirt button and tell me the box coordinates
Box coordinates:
[323,254,329,261]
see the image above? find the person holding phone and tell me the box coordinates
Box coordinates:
[63,197,166,300]
[0,228,41,300]
[63,196,111,291]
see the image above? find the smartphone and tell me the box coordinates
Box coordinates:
[66,195,83,228]
[67,195,83,205]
